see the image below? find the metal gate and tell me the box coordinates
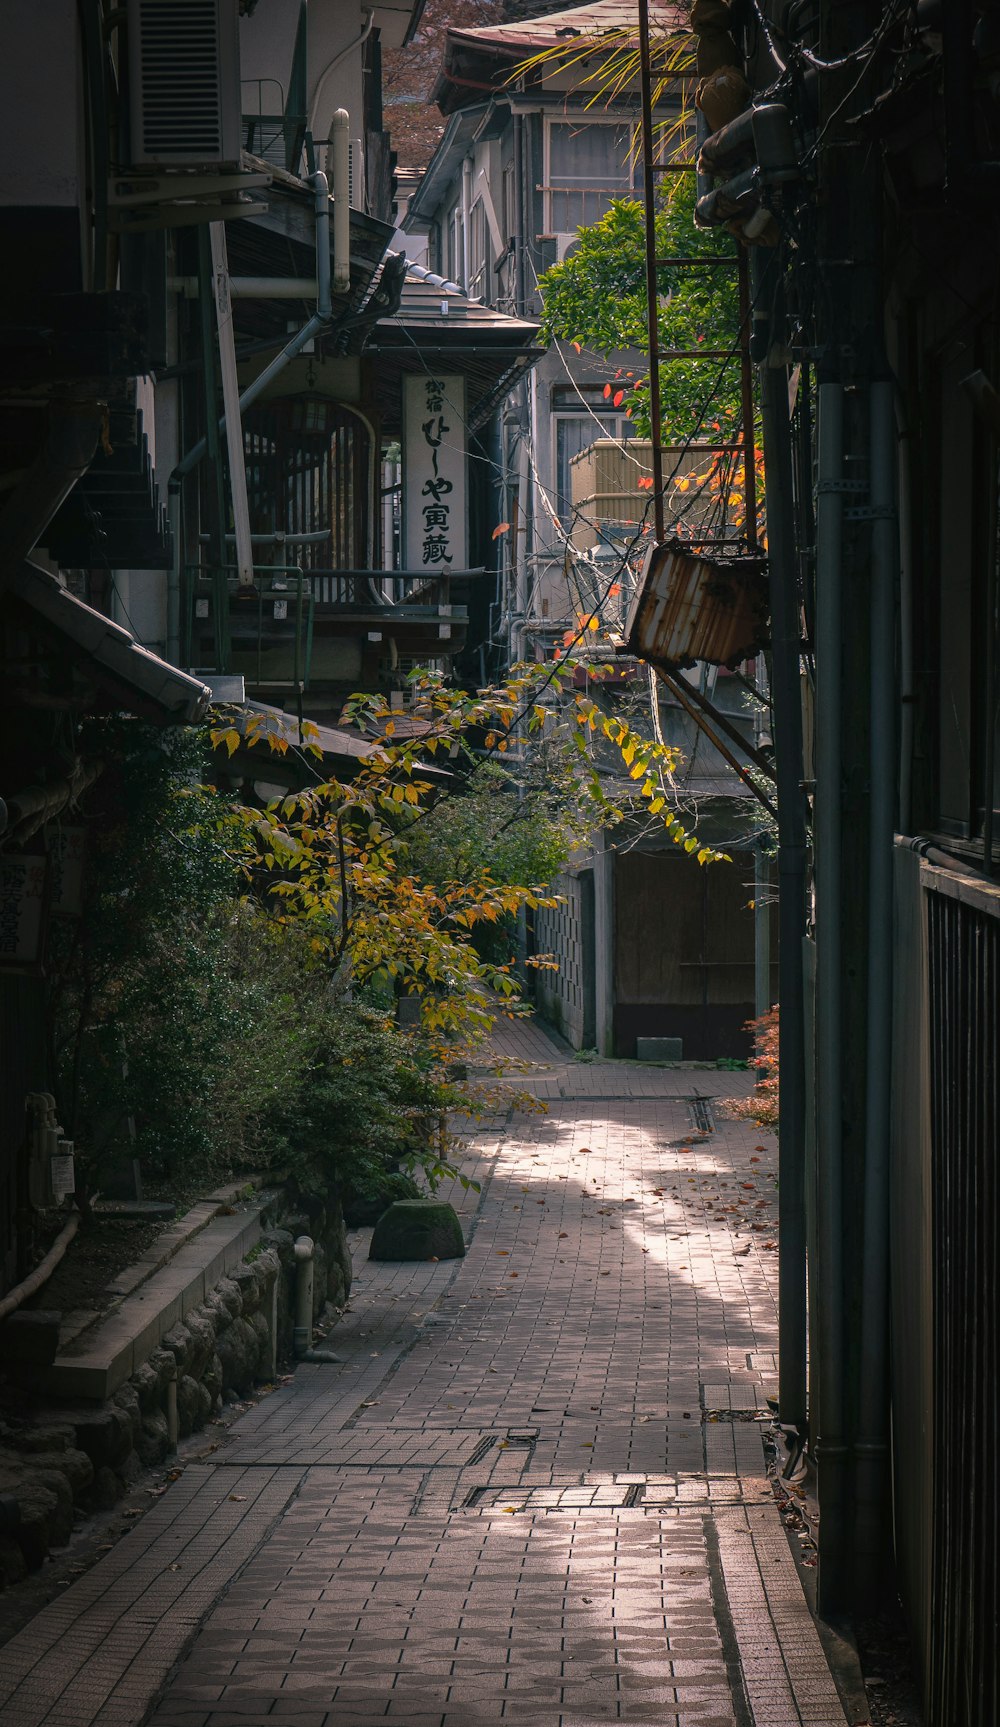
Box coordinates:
[926,869,1000,1727]
[242,397,371,600]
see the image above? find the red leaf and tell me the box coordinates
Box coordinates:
[492,521,510,540]
[613,390,624,407]
[603,383,612,399]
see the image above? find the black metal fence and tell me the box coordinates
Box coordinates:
[926,868,999,1726]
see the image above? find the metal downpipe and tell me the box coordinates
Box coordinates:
[814,380,849,1595]
[760,344,809,1433]
[854,378,899,1592]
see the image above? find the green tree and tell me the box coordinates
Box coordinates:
[537,177,741,443]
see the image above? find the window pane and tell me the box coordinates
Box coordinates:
[547,122,634,230]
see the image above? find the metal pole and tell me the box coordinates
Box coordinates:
[814,377,848,1599]
[854,376,898,1593]
[758,289,809,1434]
[738,252,759,551]
[638,0,665,541]
[209,221,255,591]
[754,844,771,1018]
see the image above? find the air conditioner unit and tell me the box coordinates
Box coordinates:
[536,232,580,275]
[128,0,243,169]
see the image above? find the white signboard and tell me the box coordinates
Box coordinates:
[403,374,468,573]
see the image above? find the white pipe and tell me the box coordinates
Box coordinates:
[307,9,374,137]
[0,1211,79,1323]
[461,158,472,292]
[209,221,254,590]
[328,110,351,292]
[293,1234,315,1358]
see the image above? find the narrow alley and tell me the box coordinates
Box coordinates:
[0,1025,850,1727]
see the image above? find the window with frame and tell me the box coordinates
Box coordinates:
[543,120,637,233]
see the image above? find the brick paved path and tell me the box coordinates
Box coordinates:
[0,1024,850,1727]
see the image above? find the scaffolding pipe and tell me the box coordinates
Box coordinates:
[854,376,898,1585]
[171,171,332,488]
[814,378,848,1582]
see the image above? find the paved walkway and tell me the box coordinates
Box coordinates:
[0,1023,851,1727]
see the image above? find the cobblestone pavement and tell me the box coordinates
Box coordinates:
[0,1024,852,1727]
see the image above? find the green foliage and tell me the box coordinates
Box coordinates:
[537,178,741,442]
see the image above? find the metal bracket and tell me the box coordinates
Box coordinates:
[815,479,866,495]
[843,505,895,521]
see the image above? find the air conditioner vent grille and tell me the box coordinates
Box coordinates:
[129,0,242,166]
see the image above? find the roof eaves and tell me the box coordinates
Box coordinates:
[9,562,211,724]
[404,107,489,223]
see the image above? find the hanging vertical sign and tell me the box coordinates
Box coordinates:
[403,374,468,572]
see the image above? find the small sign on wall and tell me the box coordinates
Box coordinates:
[403,374,468,572]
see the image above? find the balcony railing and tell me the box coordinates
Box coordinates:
[184,565,468,689]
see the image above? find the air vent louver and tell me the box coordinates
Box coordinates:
[128,0,242,168]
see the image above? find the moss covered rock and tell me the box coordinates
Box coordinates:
[368,1199,465,1262]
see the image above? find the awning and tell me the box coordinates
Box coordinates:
[8,562,211,724]
[368,273,542,433]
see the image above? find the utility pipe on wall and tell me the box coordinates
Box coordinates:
[756,296,809,1434]
[328,109,351,291]
[293,1235,315,1359]
[814,379,848,1588]
[307,9,373,138]
[854,376,898,1586]
[293,1234,342,1365]
[209,221,255,590]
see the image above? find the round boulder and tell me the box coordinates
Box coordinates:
[368,1200,465,1263]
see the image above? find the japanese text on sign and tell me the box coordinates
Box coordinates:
[403,375,467,572]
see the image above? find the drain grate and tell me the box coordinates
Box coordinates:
[690,1097,715,1134]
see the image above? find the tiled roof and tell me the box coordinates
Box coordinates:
[447,0,689,54]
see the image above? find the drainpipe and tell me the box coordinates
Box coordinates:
[209,221,254,591]
[512,411,530,662]
[328,110,351,291]
[168,172,334,649]
[293,1235,342,1365]
[513,112,525,312]
[854,376,898,1591]
[814,379,848,1582]
[461,158,473,292]
[293,1235,315,1358]
[896,392,914,833]
[757,302,809,1435]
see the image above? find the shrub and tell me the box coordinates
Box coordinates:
[720,1007,779,1129]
